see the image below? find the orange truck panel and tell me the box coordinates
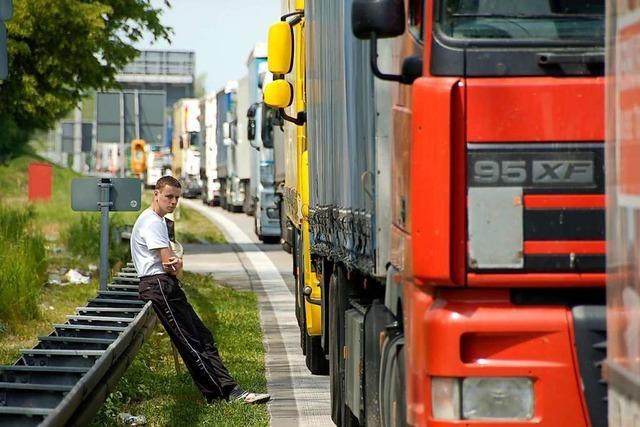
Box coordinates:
[405,287,590,426]
[466,78,604,143]
[410,77,466,286]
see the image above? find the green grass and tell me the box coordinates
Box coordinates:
[0,281,98,364]
[91,272,268,427]
[175,204,226,244]
[0,205,47,329]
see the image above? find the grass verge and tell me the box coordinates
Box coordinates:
[91,272,268,427]
[0,205,47,327]
[175,204,226,244]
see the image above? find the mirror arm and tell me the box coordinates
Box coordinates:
[249,140,261,150]
[278,109,306,126]
[369,34,408,84]
[281,11,304,23]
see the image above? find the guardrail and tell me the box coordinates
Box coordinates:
[0,263,156,427]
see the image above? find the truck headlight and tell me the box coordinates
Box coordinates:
[432,377,534,421]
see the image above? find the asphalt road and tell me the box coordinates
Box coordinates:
[180,199,332,427]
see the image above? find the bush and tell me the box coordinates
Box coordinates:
[64,214,131,268]
[0,206,47,326]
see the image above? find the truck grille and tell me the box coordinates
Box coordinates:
[467,143,604,273]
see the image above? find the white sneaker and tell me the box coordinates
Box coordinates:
[229,386,270,404]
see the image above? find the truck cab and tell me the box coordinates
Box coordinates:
[353,0,606,425]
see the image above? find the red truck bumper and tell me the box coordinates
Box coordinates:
[404,285,590,426]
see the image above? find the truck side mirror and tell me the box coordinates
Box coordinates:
[268,22,294,75]
[264,80,293,109]
[352,0,421,85]
[264,80,306,127]
[261,104,275,149]
[248,119,257,142]
[352,0,405,39]
[0,0,12,81]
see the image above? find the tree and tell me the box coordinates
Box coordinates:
[0,0,172,160]
[195,72,207,98]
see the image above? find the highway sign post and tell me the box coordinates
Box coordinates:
[71,178,141,290]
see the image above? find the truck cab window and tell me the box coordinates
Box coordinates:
[440,0,604,43]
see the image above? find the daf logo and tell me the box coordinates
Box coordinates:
[533,160,593,184]
[468,149,599,188]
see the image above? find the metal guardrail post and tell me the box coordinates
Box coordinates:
[98,179,113,291]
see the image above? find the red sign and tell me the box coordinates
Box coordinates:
[27,162,53,202]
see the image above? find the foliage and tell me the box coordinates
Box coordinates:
[0,205,47,328]
[64,213,132,268]
[176,205,226,244]
[0,0,173,160]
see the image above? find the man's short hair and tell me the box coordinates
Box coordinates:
[155,176,182,191]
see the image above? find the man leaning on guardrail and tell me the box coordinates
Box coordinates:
[130,175,270,404]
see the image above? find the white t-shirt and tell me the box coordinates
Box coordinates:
[130,208,171,277]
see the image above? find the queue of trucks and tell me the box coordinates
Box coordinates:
[262,0,608,426]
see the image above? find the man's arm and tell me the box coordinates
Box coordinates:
[158,247,183,275]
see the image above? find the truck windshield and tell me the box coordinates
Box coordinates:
[440,0,604,43]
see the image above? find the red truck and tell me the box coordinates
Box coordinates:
[352,0,606,425]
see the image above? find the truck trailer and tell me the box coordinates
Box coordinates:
[216,81,244,211]
[200,92,220,205]
[266,0,607,426]
[172,98,203,198]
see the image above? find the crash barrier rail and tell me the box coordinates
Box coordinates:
[0,263,156,426]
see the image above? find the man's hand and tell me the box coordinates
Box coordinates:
[162,256,183,275]
[162,256,182,276]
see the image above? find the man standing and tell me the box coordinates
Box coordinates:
[130,175,270,404]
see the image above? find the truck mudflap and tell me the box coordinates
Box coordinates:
[571,305,607,427]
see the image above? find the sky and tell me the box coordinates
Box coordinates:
[137,0,281,93]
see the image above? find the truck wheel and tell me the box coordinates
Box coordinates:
[379,331,406,427]
[254,214,262,241]
[304,306,329,375]
[330,265,357,425]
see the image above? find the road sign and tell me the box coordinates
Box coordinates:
[71,177,141,290]
[61,122,74,153]
[96,90,166,144]
[82,123,93,152]
[71,178,141,212]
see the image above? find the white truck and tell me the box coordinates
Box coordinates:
[245,45,281,242]
[200,92,219,205]
[235,75,253,214]
[144,146,164,188]
[172,98,203,198]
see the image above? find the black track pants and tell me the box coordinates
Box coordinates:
[138,274,237,401]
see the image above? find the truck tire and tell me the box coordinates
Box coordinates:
[379,331,407,427]
[254,213,262,241]
[329,267,343,424]
[330,265,360,425]
[304,300,329,374]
